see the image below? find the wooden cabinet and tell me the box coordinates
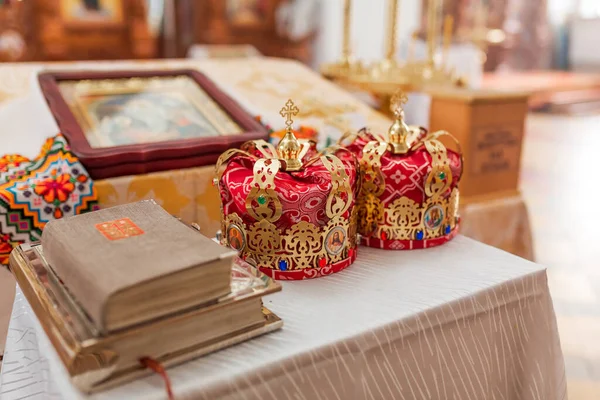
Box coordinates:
[1,0,156,62]
[174,0,314,64]
[0,0,32,61]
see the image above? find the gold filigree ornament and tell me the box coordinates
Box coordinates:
[215,100,360,278]
[340,90,463,247]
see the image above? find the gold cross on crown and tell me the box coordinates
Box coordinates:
[280,99,299,132]
[390,90,408,118]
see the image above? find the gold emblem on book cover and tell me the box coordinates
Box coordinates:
[95,218,144,241]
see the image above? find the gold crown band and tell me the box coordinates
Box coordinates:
[222,212,358,271]
[359,188,459,241]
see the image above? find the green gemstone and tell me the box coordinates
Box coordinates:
[257,195,266,205]
[439,172,446,180]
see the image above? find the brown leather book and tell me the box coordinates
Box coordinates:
[41,200,235,333]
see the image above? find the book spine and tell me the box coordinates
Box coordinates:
[41,221,106,330]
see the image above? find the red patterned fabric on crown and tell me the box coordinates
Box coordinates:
[216,139,360,280]
[344,124,462,250]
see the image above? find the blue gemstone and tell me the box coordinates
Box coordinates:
[416,230,424,240]
[278,260,288,271]
[445,225,451,235]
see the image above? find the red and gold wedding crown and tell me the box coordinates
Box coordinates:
[343,91,463,250]
[215,100,360,280]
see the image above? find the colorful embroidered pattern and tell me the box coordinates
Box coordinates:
[95,218,144,241]
[0,134,98,266]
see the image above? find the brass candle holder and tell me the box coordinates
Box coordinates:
[320,0,366,80]
[321,0,467,114]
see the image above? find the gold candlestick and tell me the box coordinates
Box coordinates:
[442,15,454,66]
[320,0,464,96]
[427,0,442,66]
[321,0,362,80]
[385,0,400,62]
[341,0,353,66]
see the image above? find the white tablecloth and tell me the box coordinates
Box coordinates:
[0,59,391,156]
[0,236,566,400]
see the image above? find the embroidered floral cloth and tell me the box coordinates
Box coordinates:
[0,134,98,266]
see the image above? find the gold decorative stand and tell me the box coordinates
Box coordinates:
[321,0,465,113]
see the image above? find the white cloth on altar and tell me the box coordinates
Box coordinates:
[0,59,389,156]
[0,67,57,159]
[0,236,566,400]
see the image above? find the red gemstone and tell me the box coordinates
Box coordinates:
[381,231,388,240]
[318,257,327,267]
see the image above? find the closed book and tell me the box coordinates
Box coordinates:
[8,243,282,393]
[41,200,235,333]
